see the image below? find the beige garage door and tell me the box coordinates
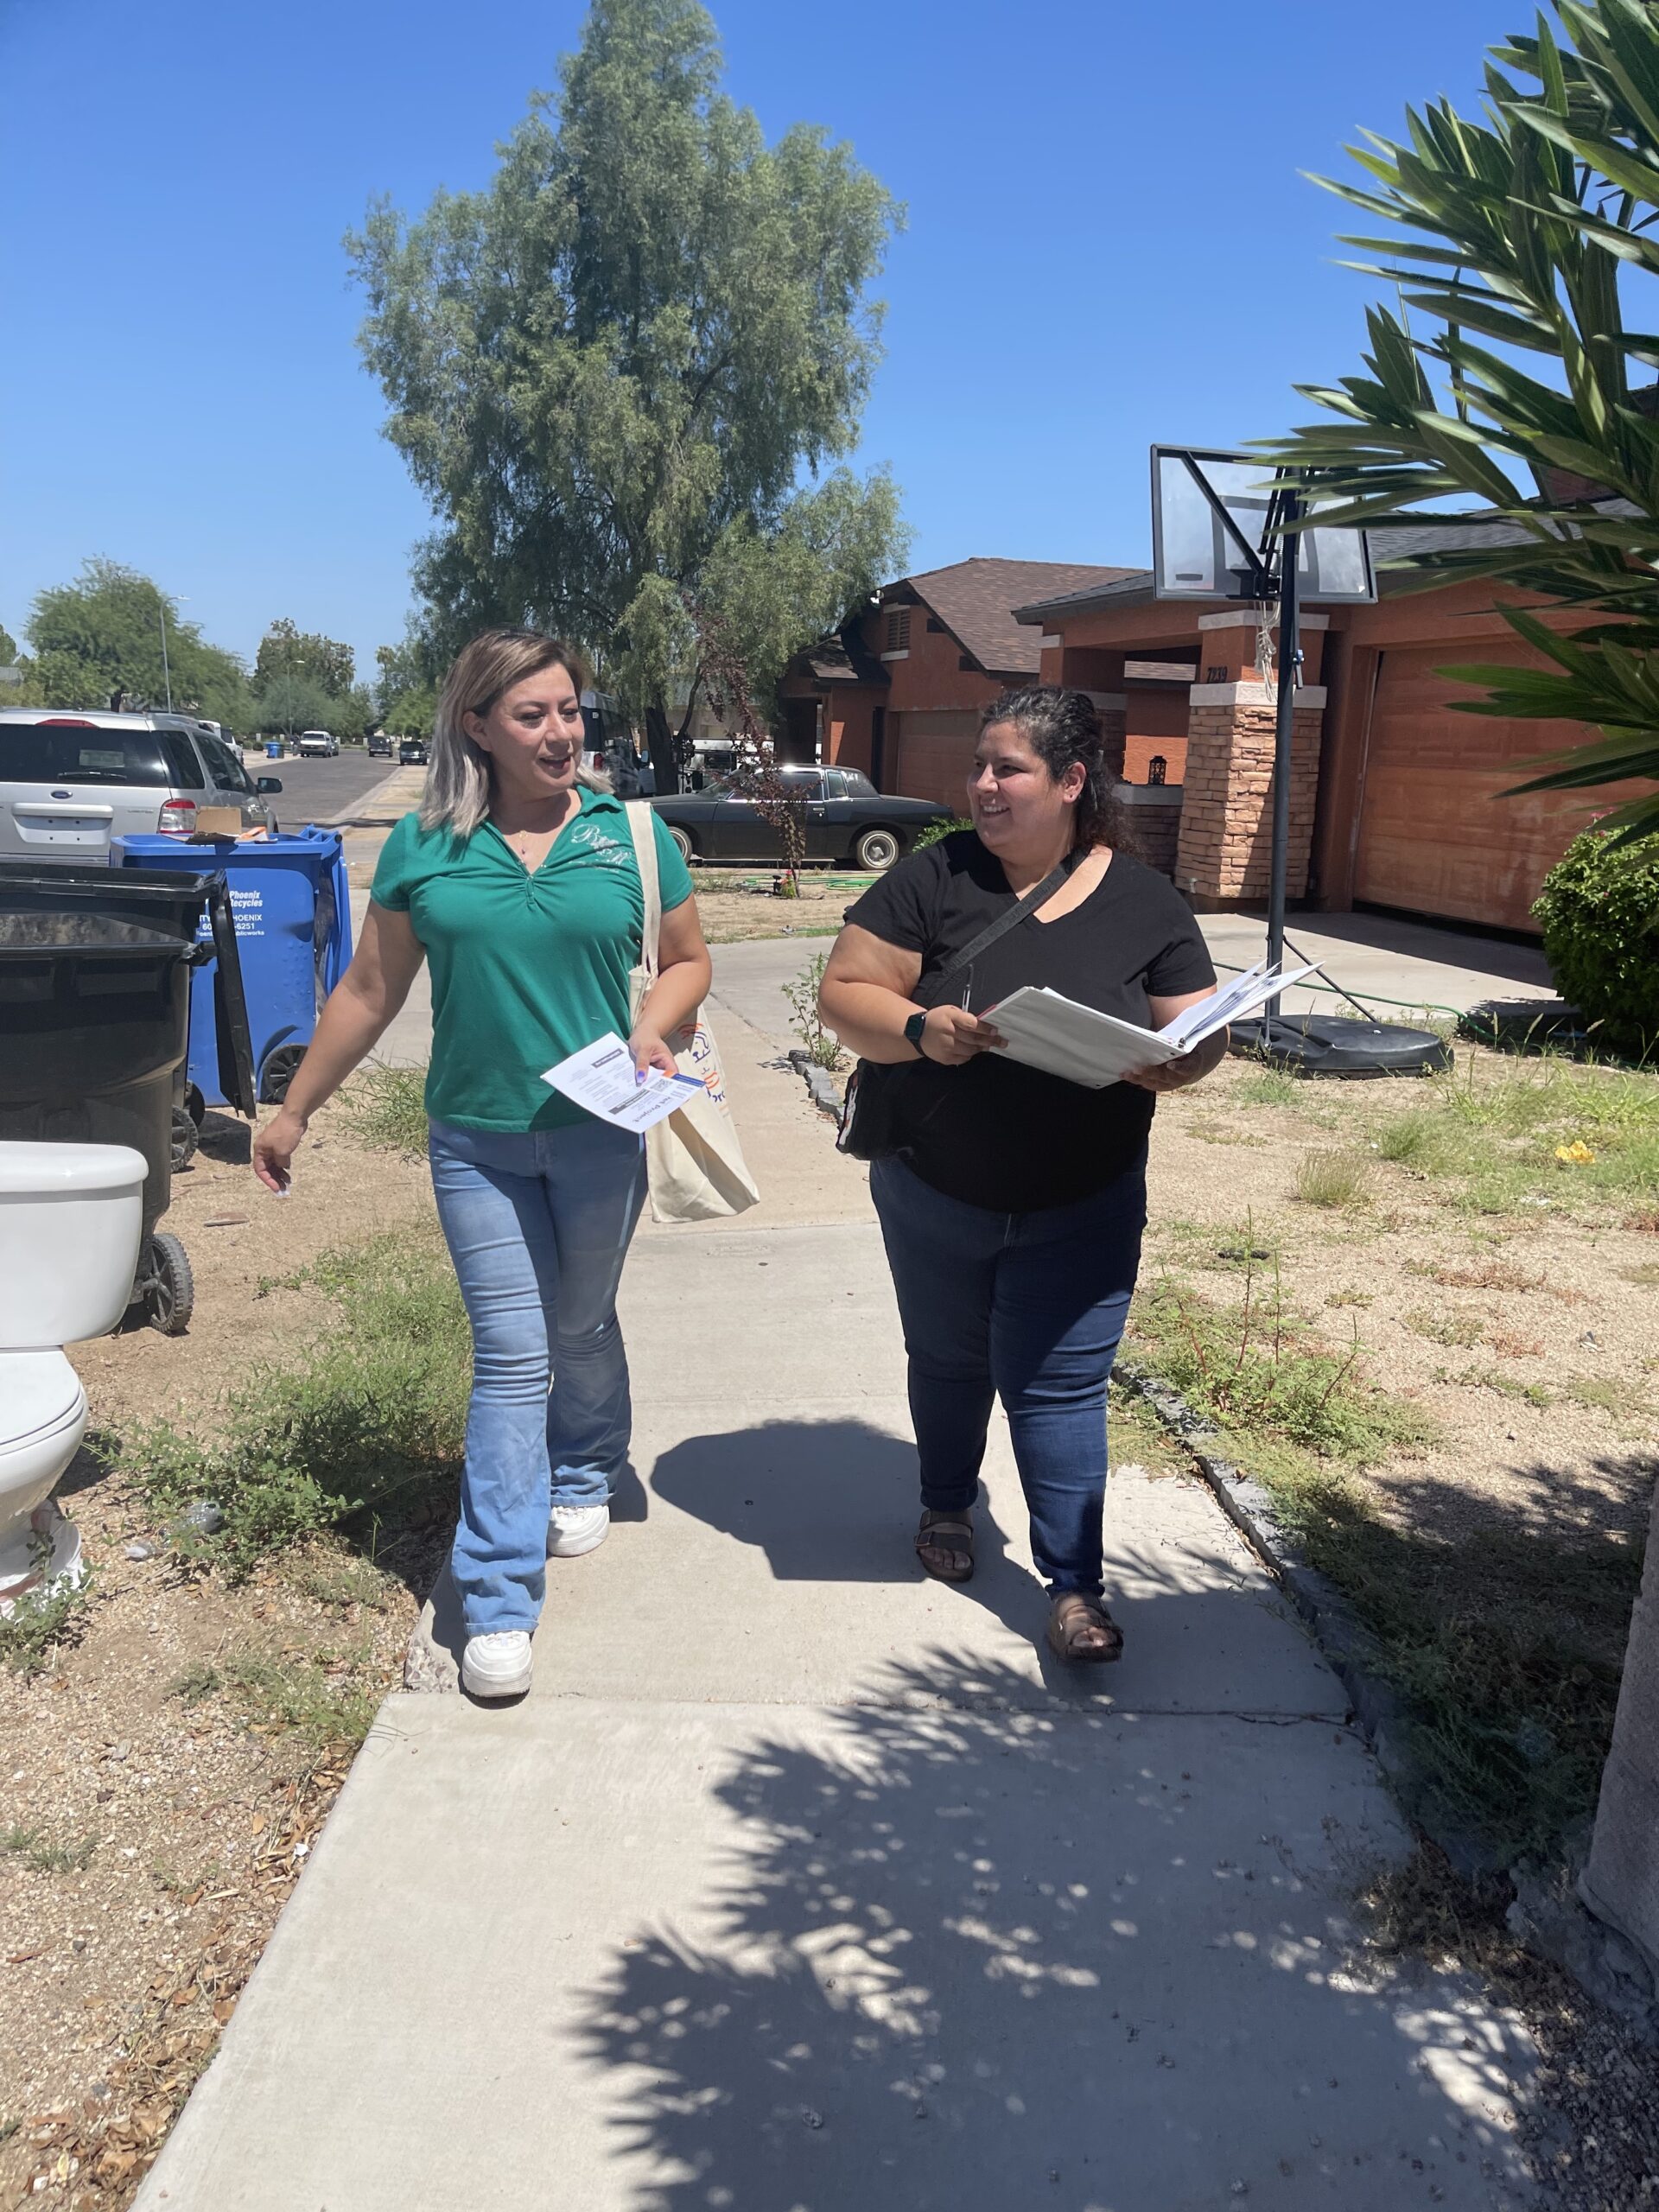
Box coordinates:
[1356,645,1611,933]
[893,711,978,806]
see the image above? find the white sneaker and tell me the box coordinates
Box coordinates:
[548,1502,610,1558]
[461,1630,532,1699]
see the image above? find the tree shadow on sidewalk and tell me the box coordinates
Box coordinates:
[569,1643,1535,2211]
[650,1418,1034,1644]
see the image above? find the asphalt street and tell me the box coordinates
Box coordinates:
[248,746,402,830]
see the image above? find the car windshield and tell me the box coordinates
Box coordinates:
[0,721,180,787]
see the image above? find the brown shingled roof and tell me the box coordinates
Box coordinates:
[896,558,1142,675]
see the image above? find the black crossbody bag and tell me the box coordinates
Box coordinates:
[836,856,1073,1162]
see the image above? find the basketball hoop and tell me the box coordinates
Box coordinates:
[1148,448,1443,1079]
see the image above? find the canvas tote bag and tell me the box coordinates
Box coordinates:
[624,802,760,1224]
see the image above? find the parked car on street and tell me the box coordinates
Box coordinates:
[296,729,340,758]
[0,709,282,863]
[651,766,950,871]
[367,732,393,759]
[398,738,429,766]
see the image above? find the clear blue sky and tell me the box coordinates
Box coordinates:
[0,0,1518,682]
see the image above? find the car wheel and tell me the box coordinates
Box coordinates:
[668,826,696,864]
[855,827,901,872]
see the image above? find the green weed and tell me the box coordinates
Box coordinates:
[0,1581,92,1678]
[1325,1286,1374,1309]
[783,950,843,1071]
[1129,1266,1435,1465]
[1294,1148,1371,1209]
[1234,1068,1303,1107]
[117,1230,470,1577]
[1565,1373,1651,1426]
[168,1646,377,1755]
[283,1548,393,1611]
[340,1062,429,1156]
[1370,1055,1659,1217]
[1434,1363,1555,1408]
[1238,1443,1643,1859]
[2,1826,98,1874]
[1403,1306,1484,1349]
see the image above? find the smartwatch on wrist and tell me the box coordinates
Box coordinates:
[904,1010,928,1058]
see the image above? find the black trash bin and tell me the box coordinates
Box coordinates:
[0,863,255,1333]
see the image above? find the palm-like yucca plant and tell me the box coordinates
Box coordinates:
[1262,0,1659,841]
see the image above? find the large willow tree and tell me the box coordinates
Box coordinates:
[1268,0,1659,840]
[348,0,906,786]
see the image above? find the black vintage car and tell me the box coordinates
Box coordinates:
[652,766,952,872]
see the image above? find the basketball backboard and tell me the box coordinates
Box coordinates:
[1150,448,1375,604]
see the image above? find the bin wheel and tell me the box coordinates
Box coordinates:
[170,1106,200,1173]
[143,1234,195,1337]
[261,1043,307,1104]
[185,1082,206,1127]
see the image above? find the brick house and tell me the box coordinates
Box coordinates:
[776,558,1192,807]
[1014,523,1655,934]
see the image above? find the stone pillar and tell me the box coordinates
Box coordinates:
[1173,612,1326,906]
[1582,1477,1659,1980]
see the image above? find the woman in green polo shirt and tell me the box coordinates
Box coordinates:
[252,628,710,1700]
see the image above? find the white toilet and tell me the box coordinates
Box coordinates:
[0,1141,148,1611]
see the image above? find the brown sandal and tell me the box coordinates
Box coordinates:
[1046,1592,1124,1665]
[915,1510,975,1584]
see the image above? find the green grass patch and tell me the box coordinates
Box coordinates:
[1233,1068,1303,1107]
[1402,1305,1484,1349]
[118,1230,470,1578]
[1128,1267,1435,1465]
[2,1825,98,1874]
[1294,1147,1371,1210]
[340,1061,429,1156]
[0,1581,92,1678]
[1370,1054,1659,1216]
[1232,1443,1644,1861]
[168,1646,378,1755]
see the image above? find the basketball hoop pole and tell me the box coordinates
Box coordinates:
[1264,480,1300,1030]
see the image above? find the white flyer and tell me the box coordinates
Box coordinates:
[542,1032,705,1132]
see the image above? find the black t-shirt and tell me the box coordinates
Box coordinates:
[845,833,1216,1212]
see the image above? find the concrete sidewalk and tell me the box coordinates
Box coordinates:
[139,1054,1538,2206]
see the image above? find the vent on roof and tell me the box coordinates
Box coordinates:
[885,608,911,652]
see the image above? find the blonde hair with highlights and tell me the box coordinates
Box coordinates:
[419,627,611,837]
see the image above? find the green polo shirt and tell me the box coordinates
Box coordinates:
[369,790,694,1133]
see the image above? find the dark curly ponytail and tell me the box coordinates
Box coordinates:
[977,687,1109,848]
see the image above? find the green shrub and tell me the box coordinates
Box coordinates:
[913,816,972,850]
[1533,828,1659,1063]
[119,1232,470,1576]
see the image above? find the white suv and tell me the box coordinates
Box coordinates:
[0,710,280,863]
[296,729,340,758]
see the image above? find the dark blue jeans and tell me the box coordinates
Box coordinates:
[869,1154,1147,1597]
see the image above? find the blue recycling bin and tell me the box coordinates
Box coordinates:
[116,829,353,1106]
[265,740,283,760]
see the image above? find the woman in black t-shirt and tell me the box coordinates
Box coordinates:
[818,687,1224,1663]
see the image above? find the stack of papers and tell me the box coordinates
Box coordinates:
[984,958,1317,1090]
[543,1033,705,1131]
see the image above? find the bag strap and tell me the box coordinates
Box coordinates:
[624,802,663,982]
[926,855,1075,1003]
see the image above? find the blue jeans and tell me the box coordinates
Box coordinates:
[869,1155,1147,1597]
[429,1118,647,1635]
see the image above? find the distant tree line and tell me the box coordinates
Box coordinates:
[1,561,429,741]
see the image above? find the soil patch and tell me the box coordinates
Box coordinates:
[0,1096,437,2209]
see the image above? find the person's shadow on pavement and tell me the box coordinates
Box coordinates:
[650,1417,1038,1644]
